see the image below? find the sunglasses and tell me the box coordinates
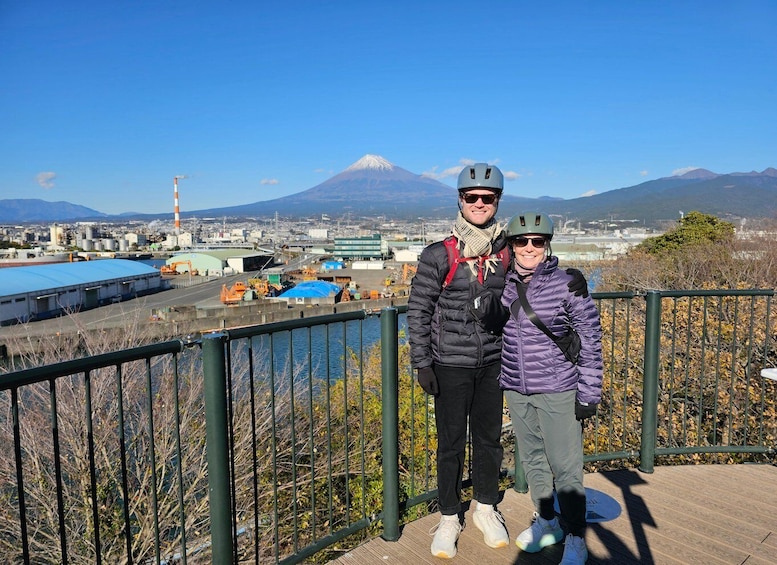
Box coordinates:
[512,236,547,248]
[460,193,498,205]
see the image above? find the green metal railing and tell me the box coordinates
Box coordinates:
[1,289,775,564]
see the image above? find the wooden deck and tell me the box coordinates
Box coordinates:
[330,464,777,565]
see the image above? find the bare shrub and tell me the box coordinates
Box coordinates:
[0,311,211,564]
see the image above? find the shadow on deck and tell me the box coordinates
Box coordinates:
[331,465,777,565]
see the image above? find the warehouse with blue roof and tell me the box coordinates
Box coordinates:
[0,260,163,325]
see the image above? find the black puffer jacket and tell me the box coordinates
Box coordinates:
[408,234,509,370]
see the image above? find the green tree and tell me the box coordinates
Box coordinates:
[636,211,735,255]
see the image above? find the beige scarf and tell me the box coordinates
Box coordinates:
[451,212,502,280]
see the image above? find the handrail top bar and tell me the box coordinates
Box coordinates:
[646,288,775,297]
[0,339,185,390]
[591,291,638,299]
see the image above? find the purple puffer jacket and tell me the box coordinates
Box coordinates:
[499,256,603,404]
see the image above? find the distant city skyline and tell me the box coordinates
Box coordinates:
[2,1,776,215]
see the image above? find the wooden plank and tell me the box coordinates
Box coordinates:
[329,466,777,565]
[761,530,777,550]
[583,472,698,564]
[639,467,777,529]
[622,476,772,548]
[657,465,776,500]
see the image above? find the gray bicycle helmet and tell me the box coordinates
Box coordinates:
[457,163,504,193]
[505,211,554,240]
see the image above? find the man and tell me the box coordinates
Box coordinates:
[407,163,588,559]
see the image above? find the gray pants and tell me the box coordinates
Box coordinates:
[505,389,587,535]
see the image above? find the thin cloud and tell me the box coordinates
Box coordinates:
[580,189,597,197]
[260,178,279,185]
[640,170,649,177]
[36,172,56,189]
[422,158,520,181]
[421,165,464,180]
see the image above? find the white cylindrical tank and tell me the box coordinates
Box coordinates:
[118,238,129,252]
[82,239,94,251]
[103,239,116,251]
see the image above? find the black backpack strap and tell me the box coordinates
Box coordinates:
[511,280,560,344]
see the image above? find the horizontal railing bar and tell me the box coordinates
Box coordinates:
[278,517,374,565]
[585,450,640,463]
[656,289,775,298]
[655,446,775,456]
[0,339,185,389]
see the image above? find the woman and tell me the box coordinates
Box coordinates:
[499,211,603,565]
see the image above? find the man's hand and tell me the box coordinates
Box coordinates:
[566,268,589,297]
[469,288,509,334]
[575,400,597,420]
[417,367,439,396]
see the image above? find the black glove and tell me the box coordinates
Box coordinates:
[468,288,509,334]
[417,367,439,396]
[575,400,597,421]
[566,268,589,298]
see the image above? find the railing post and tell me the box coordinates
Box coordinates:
[512,445,528,493]
[202,332,234,563]
[640,291,661,473]
[381,307,400,541]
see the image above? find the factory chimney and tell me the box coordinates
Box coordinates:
[174,176,186,235]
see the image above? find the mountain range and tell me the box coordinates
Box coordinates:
[2,155,776,228]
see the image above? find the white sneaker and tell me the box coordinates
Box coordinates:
[472,502,509,548]
[515,512,563,553]
[430,515,462,558]
[560,533,588,564]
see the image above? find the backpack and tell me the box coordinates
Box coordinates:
[442,235,511,288]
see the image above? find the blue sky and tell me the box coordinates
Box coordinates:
[2,1,776,215]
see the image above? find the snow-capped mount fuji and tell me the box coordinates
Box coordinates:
[345,154,395,172]
[201,154,466,218]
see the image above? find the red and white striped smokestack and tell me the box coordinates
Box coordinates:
[174,176,181,235]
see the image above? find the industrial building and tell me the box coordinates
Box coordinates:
[164,250,275,275]
[333,234,386,259]
[0,260,163,326]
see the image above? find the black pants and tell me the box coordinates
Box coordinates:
[433,363,503,515]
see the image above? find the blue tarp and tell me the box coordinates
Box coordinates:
[279,280,340,298]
